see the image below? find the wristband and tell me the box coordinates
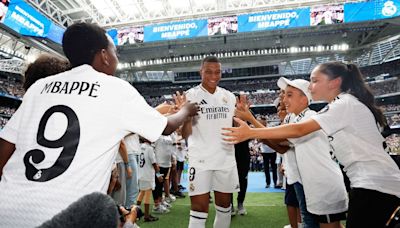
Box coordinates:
[156,172,162,178]
[124,162,130,168]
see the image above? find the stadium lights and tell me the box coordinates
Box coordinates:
[118,43,350,70]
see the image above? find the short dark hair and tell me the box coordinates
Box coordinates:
[201,56,220,67]
[24,54,70,90]
[62,23,109,67]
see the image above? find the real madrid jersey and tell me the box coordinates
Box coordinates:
[138,143,156,182]
[0,65,167,227]
[311,93,400,198]
[185,85,236,170]
[289,108,348,215]
[282,113,301,185]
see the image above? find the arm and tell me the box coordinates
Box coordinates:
[223,117,321,144]
[163,102,198,136]
[0,138,15,178]
[181,117,192,139]
[119,141,132,178]
[234,96,288,153]
[153,163,163,182]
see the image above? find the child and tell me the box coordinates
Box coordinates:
[137,138,162,222]
[277,77,348,228]
[223,62,400,227]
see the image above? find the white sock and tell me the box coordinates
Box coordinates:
[213,205,231,228]
[189,210,208,228]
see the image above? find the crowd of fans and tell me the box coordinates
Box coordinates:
[0,77,24,98]
[0,106,16,117]
[381,104,400,112]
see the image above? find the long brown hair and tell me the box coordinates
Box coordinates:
[317,61,387,127]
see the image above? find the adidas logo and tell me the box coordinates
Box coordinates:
[199,99,208,105]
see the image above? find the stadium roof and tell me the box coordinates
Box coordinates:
[36,0,354,28]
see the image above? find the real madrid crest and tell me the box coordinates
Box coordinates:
[222,97,228,104]
[190,183,195,192]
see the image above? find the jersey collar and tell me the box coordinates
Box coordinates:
[199,84,219,94]
[295,108,310,122]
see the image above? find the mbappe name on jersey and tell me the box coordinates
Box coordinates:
[40,81,100,98]
[200,106,229,120]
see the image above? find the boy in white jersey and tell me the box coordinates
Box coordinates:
[182,56,239,228]
[0,22,198,227]
[137,138,161,222]
[277,77,348,227]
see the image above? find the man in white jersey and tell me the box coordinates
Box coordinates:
[182,56,239,228]
[0,22,198,227]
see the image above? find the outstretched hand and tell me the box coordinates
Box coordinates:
[235,94,254,122]
[222,117,253,144]
[181,102,199,117]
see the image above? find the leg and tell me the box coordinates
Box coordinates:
[125,154,139,207]
[136,190,145,206]
[214,191,233,228]
[287,206,299,228]
[188,167,212,228]
[269,153,278,187]
[285,183,301,228]
[144,189,158,222]
[293,182,319,228]
[261,153,271,187]
[189,193,210,228]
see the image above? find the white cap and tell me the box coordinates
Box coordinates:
[277,77,312,104]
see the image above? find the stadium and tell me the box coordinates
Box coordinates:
[0,0,399,227]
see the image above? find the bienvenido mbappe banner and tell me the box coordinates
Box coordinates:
[144,19,208,42]
[237,8,311,32]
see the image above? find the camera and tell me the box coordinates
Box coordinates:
[116,204,144,223]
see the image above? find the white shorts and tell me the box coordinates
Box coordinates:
[188,165,240,196]
[138,180,155,191]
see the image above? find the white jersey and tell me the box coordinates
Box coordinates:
[0,65,167,227]
[312,93,400,198]
[138,143,156,182]
[185,85,236,170]
[124,134,140,155]
[282,113,301,185]
[289,108,348,215]
[154,135,174,168]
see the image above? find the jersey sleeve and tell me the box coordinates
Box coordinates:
[148,148,156,164]
[120,85,167,142]
[0,104,23,143]
[311,98,351,136]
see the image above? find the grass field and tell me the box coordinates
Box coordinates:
[136,192,289,228]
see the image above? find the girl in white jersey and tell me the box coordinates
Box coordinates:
[223,61,400,228]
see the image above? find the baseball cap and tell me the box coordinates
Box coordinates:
[277,77,312,104]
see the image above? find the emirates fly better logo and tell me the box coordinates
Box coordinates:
[198,99,230,120]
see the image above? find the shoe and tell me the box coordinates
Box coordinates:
[237,203,247,215]
[162,200,172,209]
[173,191,185,198]
[144,215,159,222]
[283,225,291,228]
[178,184,186,190]
[165,195,176,203]
[153,205,170,214]
[265,184,270,188]
[231,205,236,216]
[274,185,282,189]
